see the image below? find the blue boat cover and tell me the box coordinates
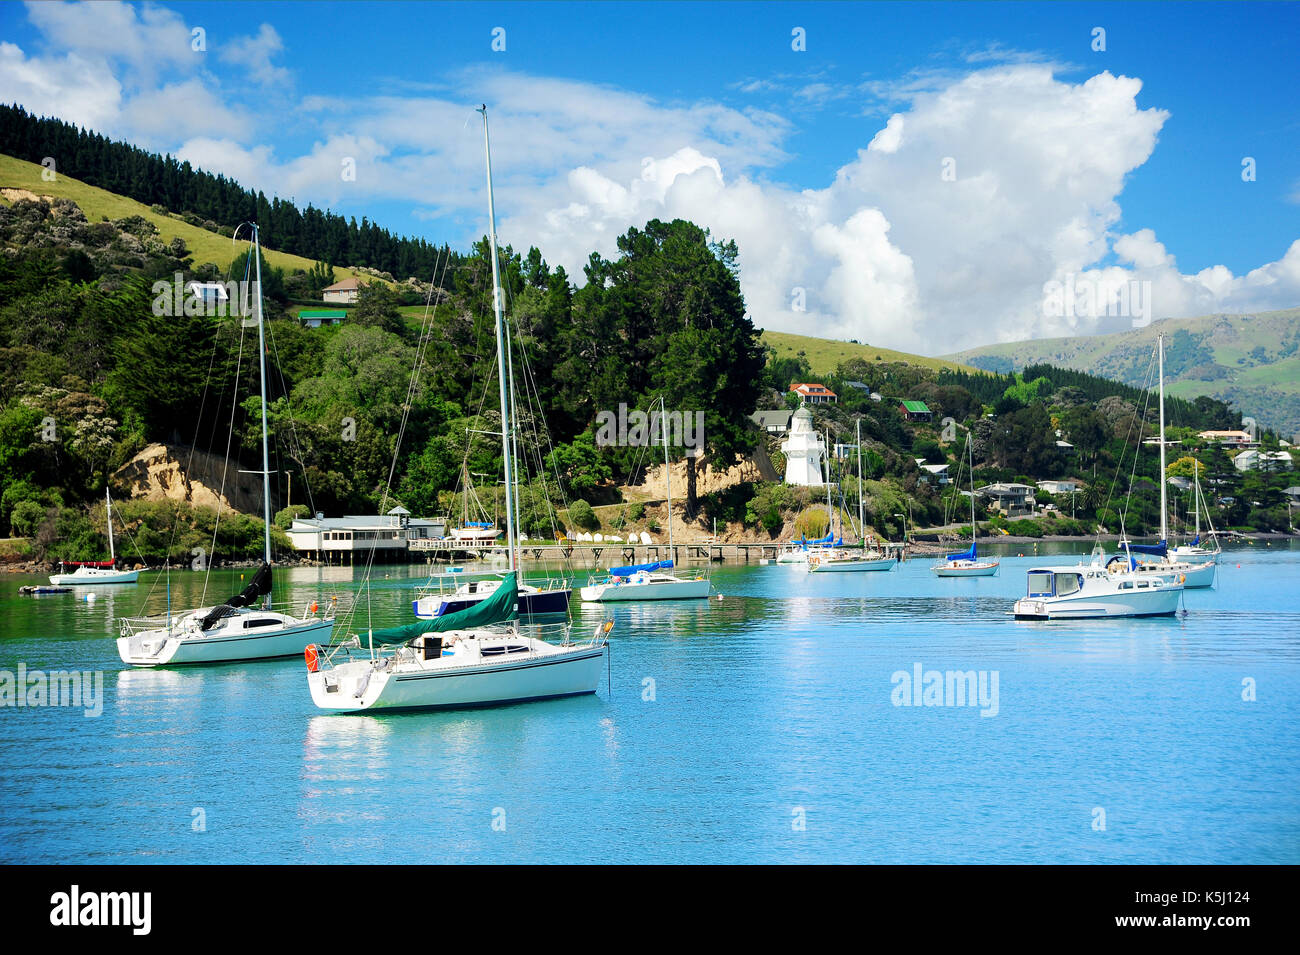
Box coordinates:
[1121,539,1168,558]
[945,542,977,562]
[609,559,673,577]
[1190,534,1200,547]
[463,521,494,528]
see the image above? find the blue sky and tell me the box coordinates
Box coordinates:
[2,1,1297,352]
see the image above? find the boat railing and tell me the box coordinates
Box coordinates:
[118,614,186,639]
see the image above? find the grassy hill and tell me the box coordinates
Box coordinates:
[945,308,1300,438]
[0,153,364,280]
[760,329,977,375]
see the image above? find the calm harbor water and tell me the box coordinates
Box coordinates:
[2,542,1297,864]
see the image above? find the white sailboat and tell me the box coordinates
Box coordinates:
[580,396,710,601]
[807,420,895,573]
[305,105,610,712]
[1169,460,1220,565]
[932,432,998,577]
[1114,335,1216,588]
[50,488,140,585]
[117,224,336,666]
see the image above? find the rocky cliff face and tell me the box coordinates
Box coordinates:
[112,443,265,515]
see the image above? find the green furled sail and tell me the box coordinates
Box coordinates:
[358,573,519,646]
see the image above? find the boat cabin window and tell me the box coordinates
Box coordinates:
[1118,581,1133,590]
[244,618,281,629]
[480,644,530,657]
[1027,572,1053,597]
[1053,573,1082,596]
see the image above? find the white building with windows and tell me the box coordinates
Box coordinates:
[781,405,826,486]
[285,506,447,561]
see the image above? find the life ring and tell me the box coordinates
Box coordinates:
[305,644,319,672]
[309,601,319,614]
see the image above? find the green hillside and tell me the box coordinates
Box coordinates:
[761,329,977,375]
[945,308,1300,438]
[0,153,363,280]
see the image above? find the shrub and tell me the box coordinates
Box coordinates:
[793,508,830,539]
[627,501,645,522]
[569,499,599,531]
[9,500,46,538]
[1005,518,1044,538]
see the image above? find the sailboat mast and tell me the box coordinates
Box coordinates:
[479,106,517,573]
[968,434,976,537]
[106,487,115,562]
[1193,458,1200,539]
[662,396,673,556]
[253,225,272,571]
[856,417,863,543]
[505,313,523,554]
[1158,334,1168,543]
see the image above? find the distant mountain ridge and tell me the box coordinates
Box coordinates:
[944,308,1300,438]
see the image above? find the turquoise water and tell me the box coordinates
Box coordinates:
[2,544,1297,864]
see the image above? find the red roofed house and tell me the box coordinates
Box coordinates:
[789,383,837,405]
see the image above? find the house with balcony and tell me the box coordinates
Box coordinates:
[977,482,1036,518]
[789,383,837,405]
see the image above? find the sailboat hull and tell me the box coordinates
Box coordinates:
[118,614,335,667]
[579,578,710,601]
[415,586,571,618]
[808,556,896,573]
[308,644,606,712]
[1013,588,1181,620]
[932,561,1000,577]
[50,567,139,585]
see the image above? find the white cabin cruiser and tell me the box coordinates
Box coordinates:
[1013,556,1183,620]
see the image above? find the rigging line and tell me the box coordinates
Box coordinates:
[263,311,317,520]
[130,264,243,612]
[379,246,446,513]
[1112,351,1157,542]
[340,251,455,639]
[202,317,248,607]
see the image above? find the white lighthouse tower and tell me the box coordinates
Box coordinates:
[781,405,826,486]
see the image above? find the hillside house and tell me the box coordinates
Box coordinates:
[322,277,364,304]
[1233,449,1294,472]
[899,400,933,422]
[977,482,1036,518]
[750,409,793,434]
[299,310,346,328]
[790,383,837,405]
[1199,430,1257,449]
